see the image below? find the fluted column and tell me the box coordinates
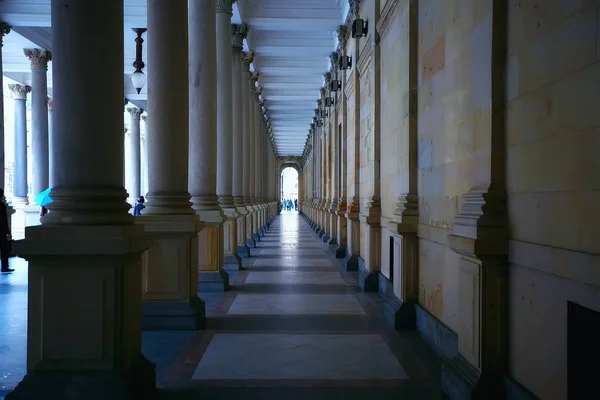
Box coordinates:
[0,26,15,232]
[127,107,143,202]
[189,0,228,291]
[232,23,250,258]
[24,48,51,201]
[141,0,205,329]
[8,84,30,206]
[141,115,147,196]
[216,0,241,270]
[251,88,261,242]
[245,68,257,248]
[241,51,253,207]
[8,1,157,397]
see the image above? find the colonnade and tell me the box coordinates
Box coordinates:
[5,1,278,397]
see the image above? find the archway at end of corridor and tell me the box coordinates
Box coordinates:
[280,166,298,213]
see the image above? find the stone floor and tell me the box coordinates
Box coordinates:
[0,212,446,399]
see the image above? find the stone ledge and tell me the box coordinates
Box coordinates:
[142,296,206,330]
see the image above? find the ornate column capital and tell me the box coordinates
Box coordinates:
[0,23,11,47]
[141,115,147,122]
[329,52,339,69]
[216,0,236,14]
[8,83,31,100]
[324,72,332,86]
[231,23,248,49]
[249,71,260,84]
[348,0,363,17]
[23,48,52,70]
[254,86,262,98]
[127,107,144,119]
[47,96,53,110]
[319,87,326,100]
[242,51,254,69]
[337,25,349,50]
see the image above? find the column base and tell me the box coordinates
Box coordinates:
[5,354,157,400]
[142,295,206,330]
[442,355,507,400]
[344,253,359,271]
[223,253,243,272]
[246,238,256,248]
[237,244,251,258]
[322,233,330,242]
[379,274,416,330]
[252,232,260,243]
[328,237,338,246]
[335,244,347,258]
[318,228,325,238]
[198,270,230,292]
[357,259,379,292]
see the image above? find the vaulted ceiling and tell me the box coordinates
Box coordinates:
[0,0,348,156]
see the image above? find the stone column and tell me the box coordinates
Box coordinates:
[0,25,15,232]
[127,107,143,202]
[251,89,261,243]
[232,24,250,258]
[141,0,205,329]
[23,48,52,201]
[8,84,30,207]
[47,97,54,188]
[216,0,241,271]
[8,0,156,397]
[246,72,258,247]
[141,115,147,196]
[189,0,228,292]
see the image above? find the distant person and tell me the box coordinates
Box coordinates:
[294,199,298,211]
[133,196,146,216]
[40,205,49,217]
[0,189,13,272]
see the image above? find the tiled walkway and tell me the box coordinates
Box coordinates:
[0,212,445,399]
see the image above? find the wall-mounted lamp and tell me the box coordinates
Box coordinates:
[352,19,368,39]
[339,55,352,70]
[314,108,319,118]
[131,28,147,94]
[316,119,323,127]
[320,109,327,118]
[324,97,333,107]
[330,80,341,92]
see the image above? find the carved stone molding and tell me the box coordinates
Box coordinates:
[216,0,236,14]
[127,107,144,119]
[254,86,262,97]
[249,71,260,84]
[242,50,254,69]
[377,0,408,40]
[141,115,147,122]
[23,48,52,70]
[231,23,248,49]
[47,96,53,110]
[357,45,372,76]
[8,84,31,100]
[0,23,11,47]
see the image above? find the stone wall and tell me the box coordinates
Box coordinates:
[506,1,600,398]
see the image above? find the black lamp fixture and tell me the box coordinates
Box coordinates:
[314,108,319,118]
[339,55,352,70]
[131,28,147,94]
[316,119,323,127]
[324,97,333,107]
[330,79,341,92]
[320,108,327,118]
[352,18,368,38]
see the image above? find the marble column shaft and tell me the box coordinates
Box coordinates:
[231,24,247,207]
[9,84,30,203]
[248,81,256,203]
[241,52,252,204]
[47,97,54,188]
[24,48,51,199]
[0,25,9,192]
[216,0,235,208]
[127,107,143,201]
[145,0,193,214]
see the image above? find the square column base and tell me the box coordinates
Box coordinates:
[142,296,206,330]
[237,244,251,258]
[199,270,230,292]
[344,253,359,271]
[223,253,243,272]
[335,244,347,258]
[357,258,379,292]
[246,238,256,249]
[5,354,157,400]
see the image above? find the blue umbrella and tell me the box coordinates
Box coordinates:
[34,187,53,207]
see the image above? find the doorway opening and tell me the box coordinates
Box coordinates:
[280,167,298,212]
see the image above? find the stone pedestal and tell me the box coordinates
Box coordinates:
[7,225,156,400]
[236,206,250,258]
[222,208,242,271]
[138,215,205,330]
[245,204,256,248]
[196,209,228,292]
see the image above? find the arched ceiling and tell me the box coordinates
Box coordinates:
[0,0,348,156]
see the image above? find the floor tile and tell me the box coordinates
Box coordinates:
[227,293,366,315]
[250,258,333,267]
[192,334,408,380]
[245,271,345,285]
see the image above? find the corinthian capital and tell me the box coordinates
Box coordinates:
[337,25,349,50]
[0,23,10,47]
[319,87,326,100]
[349,0,362,16]
[249,71,260,84]
[8,84,31,100]
[254,86,262,97]
[216,0,236,14]
[242,51,254,69]
[329,52,339,69]
[231,23,248,49]
[23,48,52,70]
[47,96,53,110]
[127,107,144,119]
[324,72,332,85]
